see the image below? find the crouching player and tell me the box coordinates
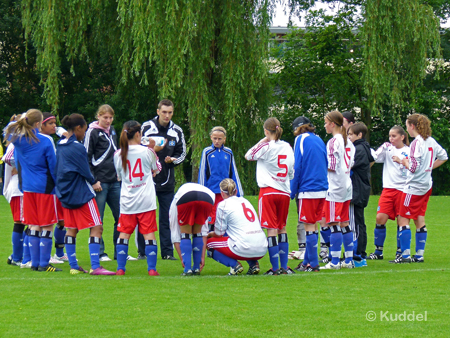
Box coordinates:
[114,121,162,276]
[55,114,115,275]
[207,179,267,275]
[169,183,215,275]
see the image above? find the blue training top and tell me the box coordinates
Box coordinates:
[13,129,56,194]
[290,132,328,199]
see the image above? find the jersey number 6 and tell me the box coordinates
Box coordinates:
[242,203,256,222]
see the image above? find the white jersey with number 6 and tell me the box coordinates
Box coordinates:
[245,139,294,193]
[114,145,161,214]
[404,135,448,196]
[326,134,355,202]
[215,196,268,258]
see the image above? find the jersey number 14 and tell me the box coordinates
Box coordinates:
[127,159,144,182]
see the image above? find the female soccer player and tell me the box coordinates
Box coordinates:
[245,117,295,275]
[169,183,215,275]
[114,121,162,276]
[321,110,355,270]
[84,104,128,261]
[289,116,328,272]
[55,113,115,275]
[207,179,267,275]
[390,114,447,263]
[368,126,410,260]
[5,109,60,272]
[198,126,244,231]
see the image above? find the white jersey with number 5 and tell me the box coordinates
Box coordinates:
[326,134,355,202]
[114,145,162,214]
[215,196,268,258]
[404,135,448,196]
[245,139,295,193]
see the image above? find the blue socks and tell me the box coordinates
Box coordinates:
[267,236,279,271]
[330,226,342,265]
[374,224,386,255]
[212,250,238,268]
[22,229,31,264]
[89,237,101,270]
[192,234,203,271]
[180,235,192,272]
[39,230,53,267]
[278,234,289,270]
[12,223,25,262]
[145,239,158,271]
[399,226,411,258]
[65,236,79,270]
[342,226,354,264]
[415,226,427,259]
[306,231,318,268]
[116,238,129,271]
[54,224,66,257]
[29,230,40,268]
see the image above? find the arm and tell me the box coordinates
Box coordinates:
[77,145,97,185]
[374,143,389,163]
[169,200,181,244]
[290,137,303,199]
[213,202,228,236]
[45,141,57,184]
[171,126,186,166]
[433,143,448,169]
[244,138,270,161]
[327,139,338,172]
[3,144,15,167]
[230,152,244,197]
[198,148,208,186]
[83,128,97,179]
[148,148,162,175]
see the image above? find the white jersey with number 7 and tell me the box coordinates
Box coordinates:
[245,139,295,193]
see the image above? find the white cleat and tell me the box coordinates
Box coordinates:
[341,261,355,269]
[288,250,305,260]
[49,256,64,264]
[53,254,69,262]
[320,262,341,270]
[20,261,32,269]
[127,255,138,261]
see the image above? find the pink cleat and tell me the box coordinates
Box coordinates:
[89,266,116,275]
[116,269,125,275]
[148,269,160,276]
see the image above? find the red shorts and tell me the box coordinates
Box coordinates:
[55,198,64,221]
[399,189,432,220]
[177,201,214,226]
[118,210,157,235]
[377,188,403,220]
[10,196,23,223]
[298,198,325,224]
[258,187,290,230]
[63,199,102,230]
[324,200,351,224]
[206,237,264,261]
[22,192,58,226]
[208,193,224,225]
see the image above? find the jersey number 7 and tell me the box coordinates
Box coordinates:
[126,158,144,182]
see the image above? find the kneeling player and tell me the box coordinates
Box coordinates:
[207,179,267,275]
[114,121,162,276]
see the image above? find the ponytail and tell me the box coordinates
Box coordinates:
[407,114,431,140]
[5,109,42,144]
[220,178,237,196]
[263,117,283,141]
[120,120,141,172]
[325,110,347,146]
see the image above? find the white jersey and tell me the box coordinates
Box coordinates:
[114,145,161,214]
[169,183,215,243]
[375,142,409,190]
[404,135,448,196]
[2,144,23,202]
[215,196,268,258]
[326,134,355,202]
[245,139,294,193]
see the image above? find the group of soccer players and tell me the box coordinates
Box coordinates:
[3,104,448,276]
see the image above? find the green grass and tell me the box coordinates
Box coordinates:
[0,196,449,337]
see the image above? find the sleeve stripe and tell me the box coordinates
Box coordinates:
[409,139,418,173]
[249,142,269,160]
[173,125,186,164]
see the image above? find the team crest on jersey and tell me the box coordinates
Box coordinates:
[169,140,176,146]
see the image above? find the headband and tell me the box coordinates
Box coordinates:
[42,116,56,124]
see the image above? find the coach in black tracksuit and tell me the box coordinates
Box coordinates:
[141,99,186,260]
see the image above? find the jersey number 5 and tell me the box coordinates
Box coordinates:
[242,203,255,222]
[277,155,288,177]
[344,148,352,169]
[127,158,144,182]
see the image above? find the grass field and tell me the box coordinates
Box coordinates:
[0,195,449,337]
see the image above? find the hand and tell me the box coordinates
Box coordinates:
[62,132,69,138]
[165,156,177,163]
[200,256,205,271]
[392,155,401,164]
[207,231,215,238]
[93,181,102,192]
[11,168,18,176]
[152,170,157,177]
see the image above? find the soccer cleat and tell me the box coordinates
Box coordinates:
[320,262,341,270]
[411,256,424,263]
[116,269,126,276]
[137,253,146,260]
[319,249,329,259]
[193,269,201,275]
[50,256,64,264]
[395,251,402,259]
[246,262,260,275]
[20,261,32,269]
[148,269,160,276]
[389,256,412,264]
[288,250,305,260]
[367,253,383,260]
[341,261,355,269]
[70,267,88,275]
[10,260,22,267]
[31,266,39,271]
[127,255,138,261]
[54,254,69,262]
[99,255,112,262]
[320,257,331,264]
[305,265,320,272]
[294,263,309,272]
[278,267,296,275]
[228,262,244,275]
[38,264,62,272]
[89,266,116,275]
[354,259,368,268]
[162,255,177,261]
[263,268,279,275]
[7,255,12,265]
[181,270,193,276]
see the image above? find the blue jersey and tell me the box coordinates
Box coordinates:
[13,129,56,194]
[198,144,243,196]
[290,132,328,199]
